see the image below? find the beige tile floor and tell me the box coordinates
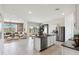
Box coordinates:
[0,38,79,55]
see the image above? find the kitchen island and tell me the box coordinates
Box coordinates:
[34,35,56,51]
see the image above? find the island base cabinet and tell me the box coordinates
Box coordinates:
[34,37,47,51]
[34,38,41,51]
[53,36,56,44]
[34,36,56,51]
[47,36,56,47]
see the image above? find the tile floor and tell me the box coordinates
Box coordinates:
[0,38,79,55]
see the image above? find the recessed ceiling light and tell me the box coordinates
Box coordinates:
[28,11,32,14]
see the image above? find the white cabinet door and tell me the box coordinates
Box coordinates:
[34,38,41,51]
[51,36,54,43]
[47,36,56,47]
[47,37,51,47]
[49,36,53,46]
[47,36,53,47]
[53,36,56,44]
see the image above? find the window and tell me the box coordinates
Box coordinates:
[3,23,17,33]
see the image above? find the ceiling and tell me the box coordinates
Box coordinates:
[1,4,75,23]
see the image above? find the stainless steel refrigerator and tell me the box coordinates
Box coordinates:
[56,26,65,42]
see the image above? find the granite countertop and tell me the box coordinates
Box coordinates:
[35,34,56,38]
[47,34,55,36]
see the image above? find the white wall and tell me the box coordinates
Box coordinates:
[3,13,24,23]
[68,5,79,37]
[75,5,79,34]
[44,17,65,34]
[65,13,75,41]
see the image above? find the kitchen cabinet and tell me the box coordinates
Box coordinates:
[34,35,56,51]
[41,37,47,50]
[34,37,41,51]
[34,36,47,51]
[47,35,56,47]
